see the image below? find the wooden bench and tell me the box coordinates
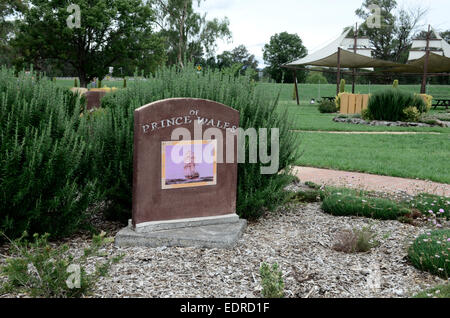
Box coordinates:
[433,99,450,110]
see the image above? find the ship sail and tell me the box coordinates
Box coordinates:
[184,151,199,180]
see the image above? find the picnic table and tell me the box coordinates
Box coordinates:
[433,98,450,110]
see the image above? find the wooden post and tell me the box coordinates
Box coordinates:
[293,70,300,105]
[421,25,431,94]
[336,47,341,96]
[352,23,358,94]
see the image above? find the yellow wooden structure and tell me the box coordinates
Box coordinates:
[339,93,370,114]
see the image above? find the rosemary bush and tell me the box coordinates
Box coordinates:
[0,232,120,297]
[260,262,284,298]
[0,67,97,238]
[88,64,300,221]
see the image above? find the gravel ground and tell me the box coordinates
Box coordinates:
[1,202,447,298]
[91,204,446,298]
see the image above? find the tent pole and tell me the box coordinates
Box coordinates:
[293,70,300,105]
[352,23,358,94]
[336,47,341,95]
[421,25,431,94]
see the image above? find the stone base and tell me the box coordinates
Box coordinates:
[133,214,240,233]
[115,219,247,249]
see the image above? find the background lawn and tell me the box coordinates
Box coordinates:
[256,82,450,102]
[281,102,450,133]
[295,132,450,184]
[55,78,126,89]
[257,82,450,184]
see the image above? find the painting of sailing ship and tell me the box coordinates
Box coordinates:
[161,140,217,189]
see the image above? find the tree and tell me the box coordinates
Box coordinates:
[441,30,450,44]
[217,45,258,75]
[0,0,24,66]
[305,72,328,84]
[13,0,165,87]
[356,0,427,63]
[263,32,307,83]
[152,0,231,67]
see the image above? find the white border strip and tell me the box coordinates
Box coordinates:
[135,214,238,229]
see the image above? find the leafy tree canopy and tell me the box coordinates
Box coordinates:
[152,0,231,67]
[13,0,165,86]
[263,32,307,83]
[0,0,24,66]
[355,0,427,63]
[217,45,258,71]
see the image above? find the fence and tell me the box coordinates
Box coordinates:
[339,93,370,114]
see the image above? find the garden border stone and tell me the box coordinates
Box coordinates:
[333,117,449,128]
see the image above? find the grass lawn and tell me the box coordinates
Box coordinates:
[296,132,450,184]
[255,83,450,184]
[55,78,125,89]
[257,82,450,102]
[280,102,450,133]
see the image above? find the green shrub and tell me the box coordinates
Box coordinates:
[339,79,346,93]
[260,262,284,298]
[305,72,328,84]
[61,86,87,114]
[361,108,373,121]
[0,232,120,297]
[87,63,300,221]
[410,194,449,220]
[305,181,321,190]
[318,99,338,113]
[403,106,421,122]
[289,189,321,203]
[0,67,97,239]
[321,193,410,220]
[413,283,450,298]
[408,229,450,279]
[74,78,78,87]
[334,93,344,111]
[419,94,433,112]
[367,88,427,122]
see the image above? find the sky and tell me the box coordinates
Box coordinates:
[198,0,450,67]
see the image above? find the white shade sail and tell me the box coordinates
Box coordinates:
[408,29,450,62]
[284,29,402,69]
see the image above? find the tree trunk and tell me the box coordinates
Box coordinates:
[177,0,188,68]
[78,69,89,88]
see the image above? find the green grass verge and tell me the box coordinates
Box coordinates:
[321,193,410,220]
[296,132,450,184]
[408,229,450,279]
